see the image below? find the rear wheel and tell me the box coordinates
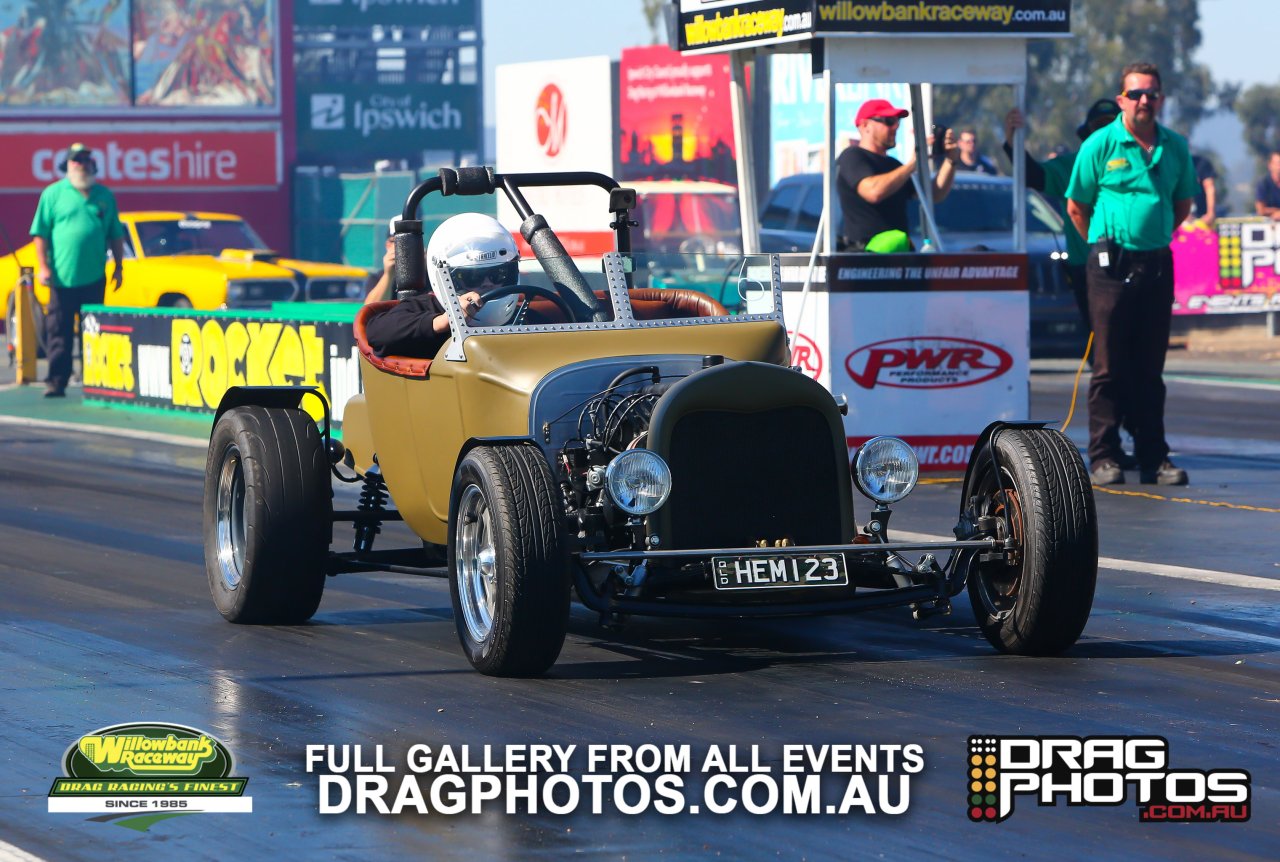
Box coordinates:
[964,428,1097,655]
[204,406,331,624]
[448,444,569,676]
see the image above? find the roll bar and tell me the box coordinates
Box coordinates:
[393,167,636,303]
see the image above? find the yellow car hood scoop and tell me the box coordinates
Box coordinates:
[218,248,280,264]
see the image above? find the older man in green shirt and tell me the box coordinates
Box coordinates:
[29,143,125,397]
[1065,62,1197,487]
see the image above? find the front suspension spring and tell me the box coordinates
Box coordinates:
[354,467,389,553]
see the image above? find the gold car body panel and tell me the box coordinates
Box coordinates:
[359,321,789,544]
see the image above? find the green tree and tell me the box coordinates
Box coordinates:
[642,0,667,45]
[933,0,1214,161]
[1235,82,1280,165]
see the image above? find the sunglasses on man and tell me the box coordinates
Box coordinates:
[1122,88,1162,102]
[869,116,901,127]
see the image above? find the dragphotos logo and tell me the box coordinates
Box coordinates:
[967,736,1250,824]
[845,337,1012,389]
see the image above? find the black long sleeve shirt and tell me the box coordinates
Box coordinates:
[364,293,450,359]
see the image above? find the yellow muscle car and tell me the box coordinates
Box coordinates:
[3,212,369,344]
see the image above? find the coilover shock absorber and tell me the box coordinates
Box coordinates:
[354,465,389,552]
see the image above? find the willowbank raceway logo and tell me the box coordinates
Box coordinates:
[49,723,251,828]
[966,736,1250,824]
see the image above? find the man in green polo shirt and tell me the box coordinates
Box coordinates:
[1065,62,1197,487]
[29,143,125,397]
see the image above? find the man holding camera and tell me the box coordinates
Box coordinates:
[29,143,125,398]
[835,98,957,252]
[1066,63,1197,486]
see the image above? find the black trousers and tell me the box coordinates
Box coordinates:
[44,279,105,391]
[1085,247,1173,469]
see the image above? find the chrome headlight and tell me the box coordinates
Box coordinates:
[345,280,365,299]
[604,449,673,516]
[853,436,919,504]
[225,283,244,302]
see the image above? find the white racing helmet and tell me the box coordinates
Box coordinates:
[426,213,521,326]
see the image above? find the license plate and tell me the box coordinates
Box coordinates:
[712,553,849,591]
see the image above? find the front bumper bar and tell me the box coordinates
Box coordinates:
[572,537,1001,619]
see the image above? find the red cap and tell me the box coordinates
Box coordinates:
[855,98,909,126]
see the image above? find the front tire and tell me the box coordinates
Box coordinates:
[964,428,1097,655]
[448,444,569,676]
[203,406,331,624]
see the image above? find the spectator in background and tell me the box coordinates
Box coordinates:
[1190,153,1217,227]
[1065,61,1197,487]
[1256,151,1280,220]
[955,128,999,175]
[1004,99,1120,330]
[29,143,125,398]
[835,98,958,252]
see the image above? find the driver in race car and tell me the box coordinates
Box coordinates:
[364,213,519,359]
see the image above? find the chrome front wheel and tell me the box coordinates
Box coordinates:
[455,483,498,643]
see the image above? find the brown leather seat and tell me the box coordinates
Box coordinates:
[354,301,432,378]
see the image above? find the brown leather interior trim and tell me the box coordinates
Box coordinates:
[354,301,432,378]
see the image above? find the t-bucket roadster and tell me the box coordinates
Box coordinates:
[202,167,1098,677]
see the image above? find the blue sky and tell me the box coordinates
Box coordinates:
[480,0,1277,202]
[482,0,1278,129]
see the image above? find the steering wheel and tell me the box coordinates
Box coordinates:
[478,284,577,325]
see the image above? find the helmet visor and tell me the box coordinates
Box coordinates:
[451,259,518,292]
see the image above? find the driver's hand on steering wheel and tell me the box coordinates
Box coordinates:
[458,291,485,318]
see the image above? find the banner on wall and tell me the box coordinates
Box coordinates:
[1172,218,1280,314]
[618,45,736,184]
[0,129,282,191]
[0,0,279,111]
[79,308,363,424]
[495,56,615,257]
[0,0,131,107]
[296,81,478,165]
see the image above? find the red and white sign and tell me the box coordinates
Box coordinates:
[496,57,614,245]
[789,329,823,379]
[821,278,1028,472]
[0,129,282,191]
[535,84,568,158]
[845,336,1013,389]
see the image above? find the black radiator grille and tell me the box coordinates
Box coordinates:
[662,406,843,550]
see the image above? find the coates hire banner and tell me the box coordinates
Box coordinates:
[297,82,478,165]
[295,0,477,27]
[78,308,363,425]
[677,0,1070,52]
[495,56,615,258]
[618,45,735,184]
[776,252,1028,471]
[0,129,282,192]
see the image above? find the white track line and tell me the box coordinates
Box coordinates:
[0,413,205,449]
[894,530,1280,592]
[1165,375,1280,392]
[0,840,51,862]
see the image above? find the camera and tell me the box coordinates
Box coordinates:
[930,124,947,162]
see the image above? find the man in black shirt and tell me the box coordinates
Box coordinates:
[836,98,958,251]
